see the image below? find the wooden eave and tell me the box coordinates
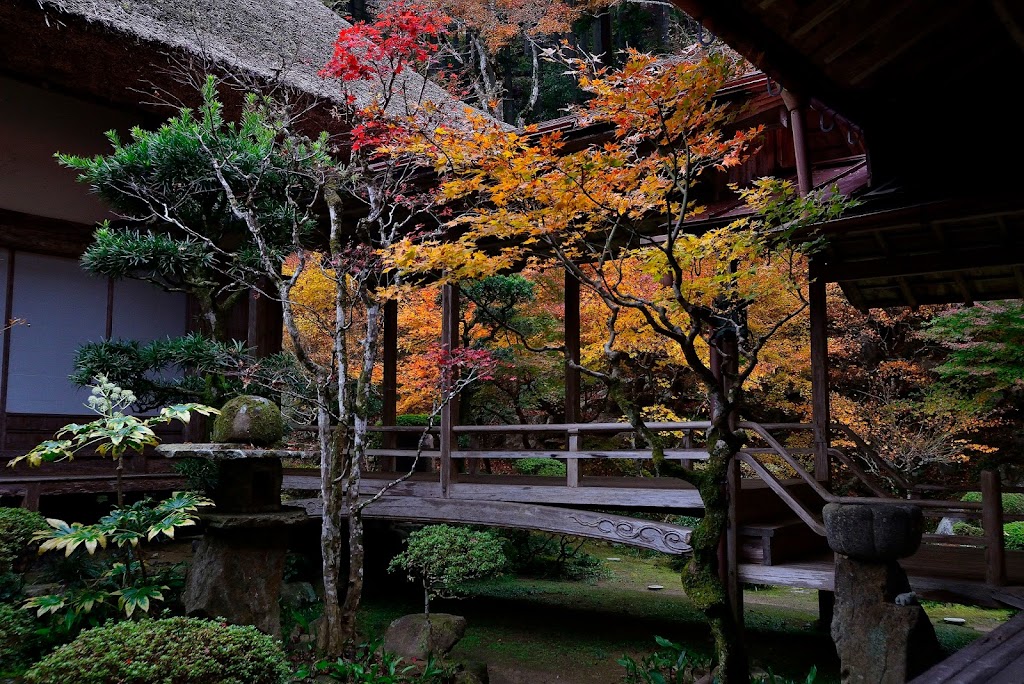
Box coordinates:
[810,194,1024,310]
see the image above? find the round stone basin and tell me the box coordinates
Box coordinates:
[156,443,314,514]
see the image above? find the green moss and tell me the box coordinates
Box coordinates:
[211,395,284,446]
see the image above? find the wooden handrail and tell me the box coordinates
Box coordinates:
[738,452,825,535]
[744,423,833,501]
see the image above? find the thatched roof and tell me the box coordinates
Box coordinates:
[1,0,480,130]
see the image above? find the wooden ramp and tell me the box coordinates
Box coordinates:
[909,610,1024,683]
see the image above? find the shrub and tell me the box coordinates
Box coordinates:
[951,521,984,537]
[960,491,1024,516]
[1,603,41,676]
[24,616,291,684]
[389,524,506,615]
[0,507,47,573]
[1005,522,1024,551]
[514,457,567,477]
[499,529,607,581]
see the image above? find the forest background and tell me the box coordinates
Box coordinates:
[280,0,1024,493]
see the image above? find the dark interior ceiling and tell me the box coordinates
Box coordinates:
[672,0,1024,309]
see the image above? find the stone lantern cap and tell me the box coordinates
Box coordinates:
[823,501,924,561]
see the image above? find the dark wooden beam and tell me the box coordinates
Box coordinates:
[0,208,94,258]
[0,251,15,459]
[824,246,1024,282]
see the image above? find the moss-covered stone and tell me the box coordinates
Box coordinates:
[212,395,284,446]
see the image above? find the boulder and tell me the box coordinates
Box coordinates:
[823,502,924,561]
[212,395,284,446]
[383,613,467,661]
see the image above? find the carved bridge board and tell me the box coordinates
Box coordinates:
[289,497,693,555]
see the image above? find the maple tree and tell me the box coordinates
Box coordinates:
[394,47,854,682]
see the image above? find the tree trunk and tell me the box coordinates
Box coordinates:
[681,414,748,683]
[317,396,348,657]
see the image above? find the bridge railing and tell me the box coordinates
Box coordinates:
[737,421,1014,587]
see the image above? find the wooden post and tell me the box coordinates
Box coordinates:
[809,259,831,486]
[565,270,581,488]
[382,299,398,472]
[247,278,284,358]
[982,470,1007,587]
[567,428,580,488]
[565,269,581,423]
[440,284,459,497]
[781,90,813,197]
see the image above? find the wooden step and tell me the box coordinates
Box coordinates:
[740,517,830,566]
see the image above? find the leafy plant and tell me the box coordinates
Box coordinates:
[6,375,218,504]
[960,491,1024,516]
[294,638,454,683]
[23,492,210,624]
[388,524,507,617]
[24,616,291,684]
[618,635,710,683]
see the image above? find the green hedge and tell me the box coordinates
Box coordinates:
[960,491,1024,516]
[514,458,567,477]
[24,617,291,684]
[1005,522,1024,551]
[0,507,46,573]
[1,603,39,676]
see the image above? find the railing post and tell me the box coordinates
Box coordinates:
[982,470,1006,586]
[567,428,580,488]
[440,284,459,498]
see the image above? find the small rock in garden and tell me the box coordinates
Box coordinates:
[647,584,664,591]
[384,613,467,660]
[606,557,621,561]
[943,617,967,625]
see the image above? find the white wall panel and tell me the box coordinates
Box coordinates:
[7,254,107,414]
[111,279,187,343]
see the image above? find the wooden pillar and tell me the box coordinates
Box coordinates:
[809,259,831,486]
[782,90,813,197]
[565,269,581,487]
[439,284,459,497]
[247,280,283,358]
[382,299,398,471]
[983,470,1007,587]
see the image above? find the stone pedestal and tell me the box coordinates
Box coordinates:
[824,503,943,683]
[182,509,307,637]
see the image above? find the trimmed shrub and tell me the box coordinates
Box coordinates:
[1005,521,1024,551]
[396,414,432,427]
[24,616,291,684]
[514,458,567,477]
[951,521,984,537]
[0,603,39,676]
[0,507,46,573]
[960,491,1024,516]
